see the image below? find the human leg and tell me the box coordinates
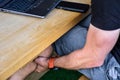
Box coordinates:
[8,46,53,80]
[53,15,91,56]
[8,62,37,80]
[53,25,87,56]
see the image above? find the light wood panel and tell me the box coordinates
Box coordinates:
[0,0,90,79]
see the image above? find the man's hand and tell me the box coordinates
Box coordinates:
[34,46,53,72]
[34,56,49,72]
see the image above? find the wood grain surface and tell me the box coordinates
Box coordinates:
[0,0,90,79]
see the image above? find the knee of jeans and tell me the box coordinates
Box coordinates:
[78,15,91,28]
[53,26,87,56]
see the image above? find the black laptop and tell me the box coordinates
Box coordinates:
[0,0,61,18]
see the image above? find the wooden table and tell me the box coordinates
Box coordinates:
[0,0,90,79]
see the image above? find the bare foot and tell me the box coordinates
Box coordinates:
[8,62,37,80]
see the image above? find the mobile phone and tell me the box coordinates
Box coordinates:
[56,1,90,13]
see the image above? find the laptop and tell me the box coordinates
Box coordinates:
[0,0,61,18]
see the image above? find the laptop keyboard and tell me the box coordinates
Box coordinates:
[0,0,11,7]
[3,0,45,12]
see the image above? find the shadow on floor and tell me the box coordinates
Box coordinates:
[39,68,82,80]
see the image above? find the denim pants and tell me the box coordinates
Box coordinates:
[53,15,120,80]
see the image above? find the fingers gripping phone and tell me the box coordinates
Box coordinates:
[56,1,90,13]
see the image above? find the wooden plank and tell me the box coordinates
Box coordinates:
[0,0,90,79]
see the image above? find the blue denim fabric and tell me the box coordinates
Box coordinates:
[53,15,120,80]
[79,53,120,80]
[53,25,87,56]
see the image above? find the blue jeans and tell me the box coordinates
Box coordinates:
[53,15,120,80]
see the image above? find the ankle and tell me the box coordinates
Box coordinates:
[8,62,37,80]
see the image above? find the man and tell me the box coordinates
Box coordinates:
[9,0,120,80]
